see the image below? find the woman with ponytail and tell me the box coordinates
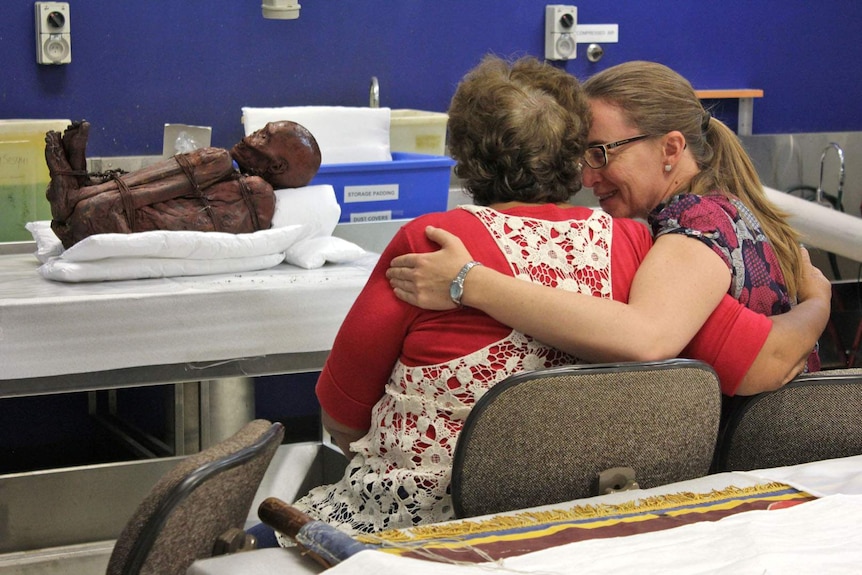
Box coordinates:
[581,61,804,304]
[388,60,830,399]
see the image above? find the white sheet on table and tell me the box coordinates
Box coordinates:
[742,453,862,497]
[327,494,862,575]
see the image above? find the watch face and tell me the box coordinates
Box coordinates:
[450,281,462,303]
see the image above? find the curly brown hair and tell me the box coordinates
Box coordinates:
[447,55,590,206]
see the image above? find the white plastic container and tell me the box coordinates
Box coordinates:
[390,109,448,156]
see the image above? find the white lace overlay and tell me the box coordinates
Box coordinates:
[288,206,614,537]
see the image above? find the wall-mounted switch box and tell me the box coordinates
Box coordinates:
[35,2,71,65]
[545,5,576,61]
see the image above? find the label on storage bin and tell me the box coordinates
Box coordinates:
[344,183,400,203]
[350,210,392,223]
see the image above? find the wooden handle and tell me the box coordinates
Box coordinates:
[258,497,337,569]
[258,497,314,539]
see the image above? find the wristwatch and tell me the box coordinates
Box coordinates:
[449,261,482,307]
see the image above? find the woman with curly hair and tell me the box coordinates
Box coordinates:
[284,54,654,536]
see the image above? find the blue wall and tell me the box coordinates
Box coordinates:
[2,1,860,156]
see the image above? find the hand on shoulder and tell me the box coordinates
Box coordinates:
[387,226,472,310]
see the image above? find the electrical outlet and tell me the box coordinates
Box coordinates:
[545,5,577,61]
[35,2,71,65]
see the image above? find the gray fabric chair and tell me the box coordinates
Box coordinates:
[451,359,722,519]
[716,368,862,471]
[106,419,284,575]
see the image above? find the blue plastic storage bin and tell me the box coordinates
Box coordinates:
[311,152,455,223]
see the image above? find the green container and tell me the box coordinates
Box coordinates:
[0,119,70,242]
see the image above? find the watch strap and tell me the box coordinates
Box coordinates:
[450,260,482,307]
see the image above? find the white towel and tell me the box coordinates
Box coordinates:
[242,106,392,165]
[271,183,367,269]
[272,184,341,238]
[56,225,306,262]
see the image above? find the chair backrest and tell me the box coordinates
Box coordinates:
[451,359,722,519]
[715,368,862,472]
[106,419,284,575]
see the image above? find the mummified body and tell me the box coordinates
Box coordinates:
[45,120,321,249]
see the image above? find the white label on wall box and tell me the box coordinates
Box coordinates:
[344,184,400,203]
[576,24,619,43]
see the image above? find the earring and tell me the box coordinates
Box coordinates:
[664,164,672,172]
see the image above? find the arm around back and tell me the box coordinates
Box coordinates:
[733,248,831,395]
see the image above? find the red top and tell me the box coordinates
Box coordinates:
[318,204,769,430]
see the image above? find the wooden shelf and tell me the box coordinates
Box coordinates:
[695,89,764,99]
[695,89,763,136]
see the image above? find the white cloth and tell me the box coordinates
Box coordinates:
[327,494,862,575]
[284,236,367,270]
[186,457,862,575]
[36,252,287,283]
[242,106,392,165]
[54,226,306,262]
[743,453,862,497]
[324,455,862,574]
[30,225,303,282]
[272,184,341,237]
[25,220,64,263]
[272,184,367,269]
[187,548,324,575]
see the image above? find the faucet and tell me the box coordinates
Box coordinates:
[817,142,845,211]
[369,77,380,108]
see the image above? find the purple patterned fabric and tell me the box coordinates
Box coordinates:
[649,193,791,316]
[649,191,819,373]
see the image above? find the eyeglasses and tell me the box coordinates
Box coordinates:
[583,134,651,169]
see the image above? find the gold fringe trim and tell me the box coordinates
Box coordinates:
[356,482,811,546]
